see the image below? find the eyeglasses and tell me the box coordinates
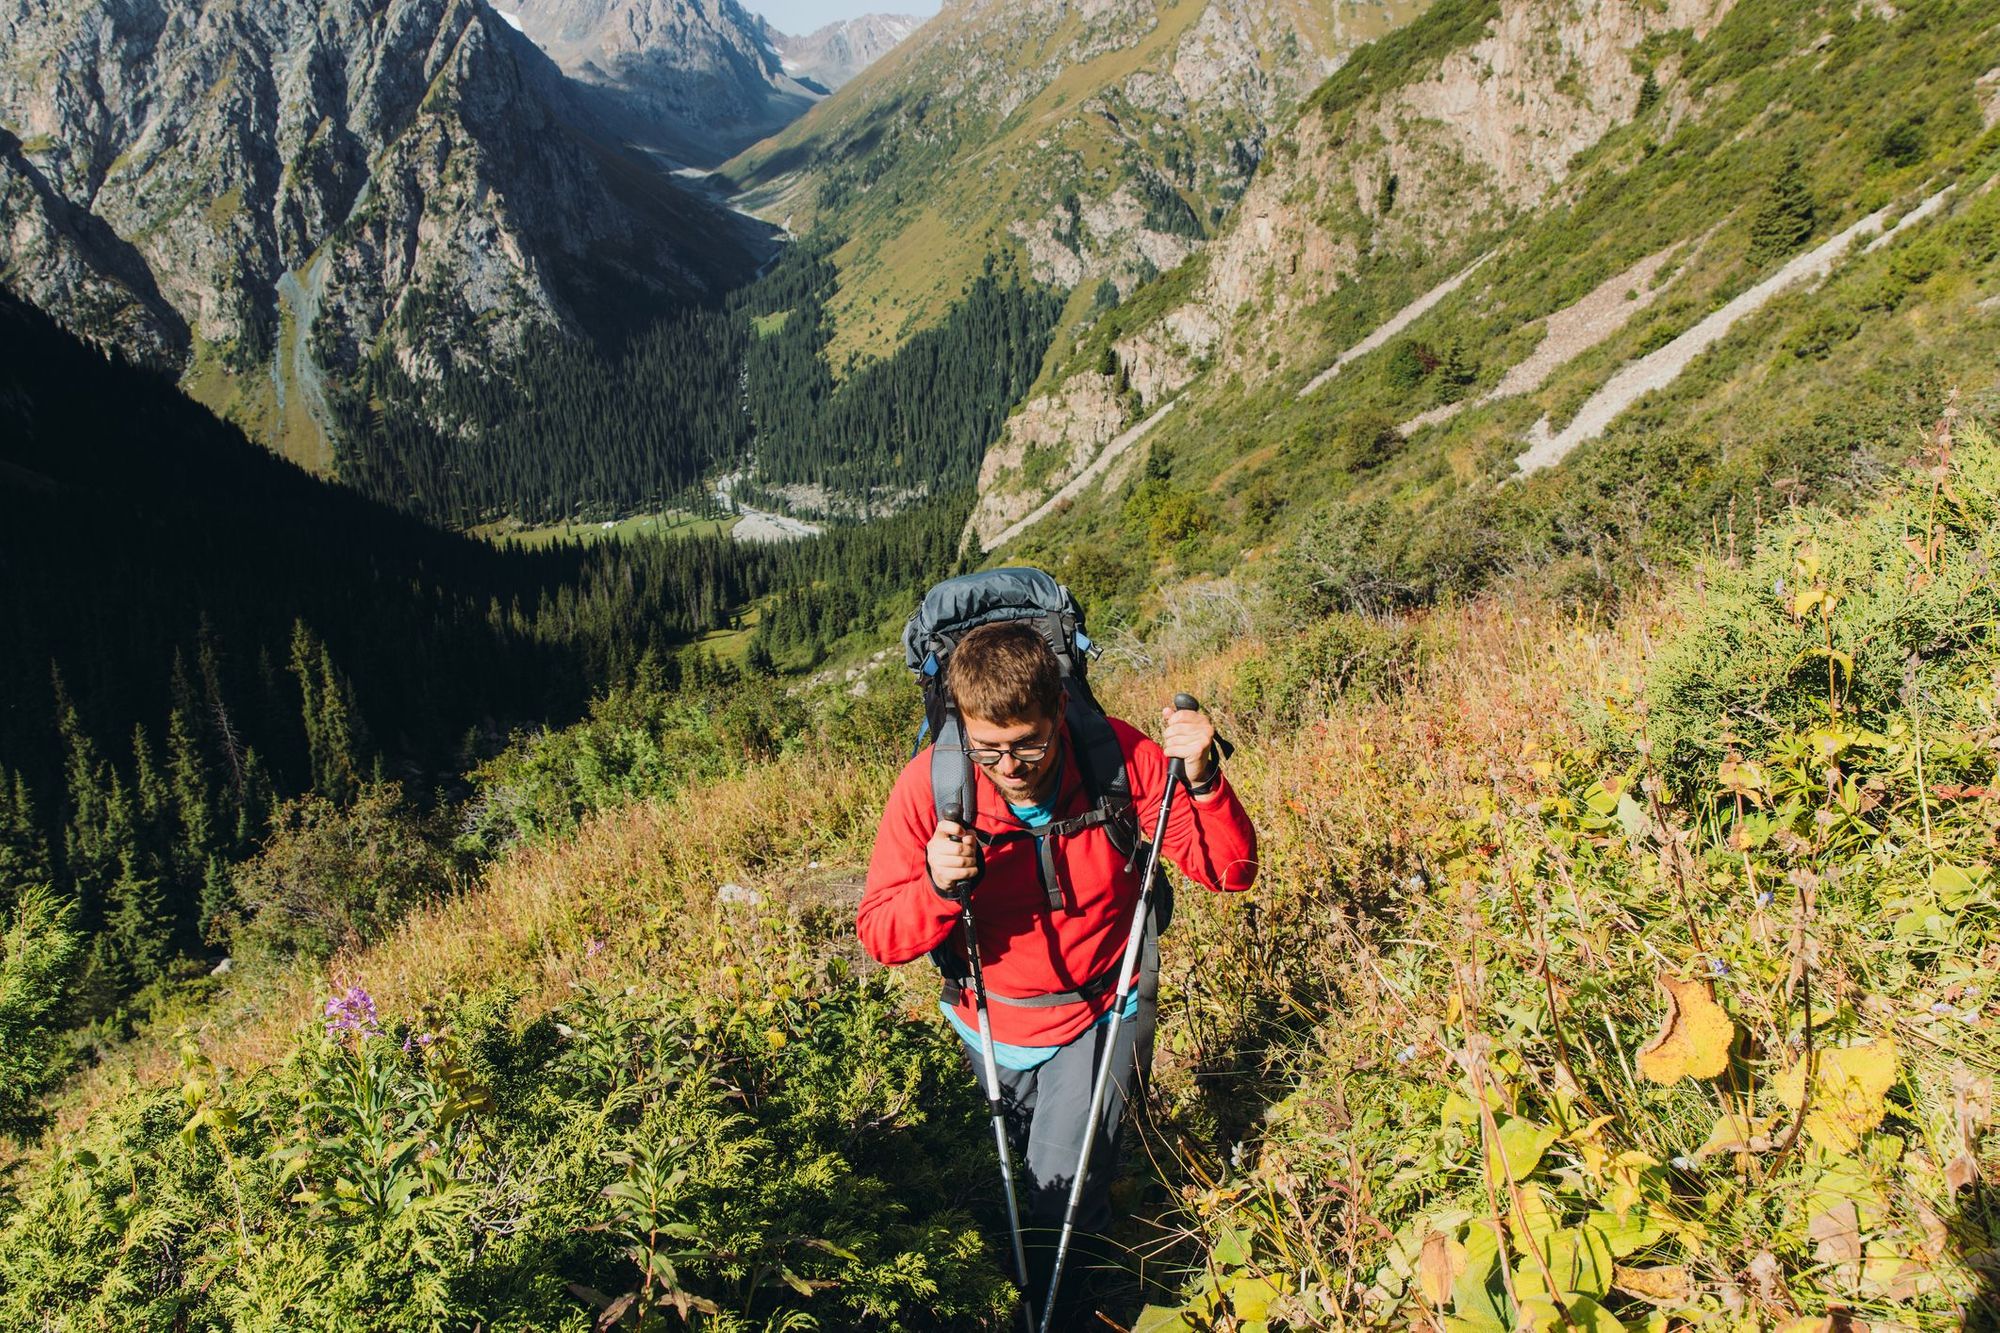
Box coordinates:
[962,736,1055,767]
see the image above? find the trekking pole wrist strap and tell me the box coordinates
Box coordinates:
[1183,746,1223,797]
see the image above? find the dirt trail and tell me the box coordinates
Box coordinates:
[981,399,1178,552]
[1400,243,1684,436]
[1297,251,1494,399]
[1516,184,1956,474]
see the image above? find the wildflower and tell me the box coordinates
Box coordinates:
[1931,1002,1954,1016]
[323,986,380,1040]
[401,1030,435,1053]
[1396,1044,1419,1064]
[1755,890,1774,909]
[1708,958,1729,979]
[1671,1155,1696,1170]
[586,937,606,959]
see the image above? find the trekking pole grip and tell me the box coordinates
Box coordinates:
[1171,692,1235,764]
[943,802,983,882]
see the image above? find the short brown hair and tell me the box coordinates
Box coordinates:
[946,622,1062,723]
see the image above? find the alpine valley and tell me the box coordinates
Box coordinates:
[2,0,1998,1330]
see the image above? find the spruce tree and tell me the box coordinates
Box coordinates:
[0,771,52,911]
[1750,146,1816,265]
[1635,70,1660,116]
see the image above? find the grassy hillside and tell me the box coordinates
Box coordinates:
[979,0,2000,627]
[719,0,1424,369]
[4,427,1995,1329]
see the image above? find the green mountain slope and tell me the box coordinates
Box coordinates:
[975,0,2000,619]
[719,0,1427,368]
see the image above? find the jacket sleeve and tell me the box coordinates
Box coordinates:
[856,755,964,965]
[1118,719,1258,893]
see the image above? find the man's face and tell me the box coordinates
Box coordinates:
[962,706,1061,805]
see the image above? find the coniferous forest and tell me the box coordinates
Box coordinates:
[326,239,1062,527]
[0,289,981,1021]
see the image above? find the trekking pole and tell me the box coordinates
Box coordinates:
[1038,693,1200,1332]
[947,803,1036,1333]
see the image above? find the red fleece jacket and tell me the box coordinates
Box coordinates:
[858,716,1257,1047]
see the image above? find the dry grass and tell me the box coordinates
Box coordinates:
[34,750,902,1157]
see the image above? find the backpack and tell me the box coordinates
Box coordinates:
[902,567,1170,1008]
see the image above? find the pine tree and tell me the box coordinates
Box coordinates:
[0,770,52,911]
[1635,70,1660,116]
[54,674,119,931]
[1749,146,1816,265]
[289,622,365,804]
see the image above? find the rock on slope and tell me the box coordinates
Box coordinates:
[721,0,1426,364]
[0,0,768,461]
[491,0,824,166]
[767,14,924,94]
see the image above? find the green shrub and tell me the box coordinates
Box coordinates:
[1232,613,1418,725]
[0,960,1013,1328]
[1634,425,2000,799]
[466,675,810,853]
[0,887,81,1142]
[230,782,468,964]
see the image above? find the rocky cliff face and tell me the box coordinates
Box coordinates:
[494,0,821,165]
[723,0,1426,363]
[966,0,1737,546]
[767,14,923,93]
[0,0,767,464]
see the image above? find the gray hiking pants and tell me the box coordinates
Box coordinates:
[956,968,1158,1244]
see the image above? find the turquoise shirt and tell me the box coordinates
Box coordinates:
[942,797,1140,1070]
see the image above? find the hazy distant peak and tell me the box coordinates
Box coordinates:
[767,13,924,92]
[493,0,819,164]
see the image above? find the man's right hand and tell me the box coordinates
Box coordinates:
[927,817,982,899]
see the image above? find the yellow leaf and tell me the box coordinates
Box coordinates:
[1417,1231,1466,1308]
[1612,1264,1692,1305]
[1772,1038,1898,1152]
[1635,974,1736,1084]
[1694,1112,1779,1158]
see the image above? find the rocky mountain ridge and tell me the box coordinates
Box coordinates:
[721,0,1426,366]
[767,13,924,93]
[490,0,829,166]
[0,0,769,471]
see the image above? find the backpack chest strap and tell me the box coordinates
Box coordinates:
[977,803,1132,910]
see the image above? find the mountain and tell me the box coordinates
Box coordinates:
[973,0,2000,614]
[766,13,924,93]
[0,0,772,473]
[720,0,1427,367]
[490,0,822,166]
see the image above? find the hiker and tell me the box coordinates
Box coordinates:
[856,614,1257,1318]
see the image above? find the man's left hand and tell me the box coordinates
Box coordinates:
[1159,702,1218,788]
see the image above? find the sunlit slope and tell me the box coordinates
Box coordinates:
[976,0,2000,617]
[720,0,1425,367]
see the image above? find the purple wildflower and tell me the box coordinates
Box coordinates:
[324,986,380,1039]
[1708,958,1729,979]
[401,1030,436,1053]
[586,937,606,959]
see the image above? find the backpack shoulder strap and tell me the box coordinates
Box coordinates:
[928,707,975,833]
[1064,696,1136,861]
